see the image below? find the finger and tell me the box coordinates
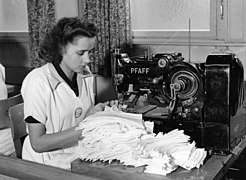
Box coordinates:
[114,100,119,106]
[110,100,114,107]
[96,102,105,107]
[94,103,104,111]
[110,100,119,107]
[100,103,106,111]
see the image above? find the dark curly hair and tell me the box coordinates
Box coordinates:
[38,17,98,64]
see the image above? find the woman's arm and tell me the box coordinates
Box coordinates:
[28,123,82,153]
[28,100,119,153]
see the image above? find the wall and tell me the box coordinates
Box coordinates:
[55,0,78,20]
[1,0,246,88]
[0,36,31,85]
[0,0,79,85]
[132,44,246,80]
[131,0,246,80]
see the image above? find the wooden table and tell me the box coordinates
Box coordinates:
[0,154,99,180]
[6,84,21,96]
[71,135,246,180]
[6,84,15,94]
[1,140,244,180]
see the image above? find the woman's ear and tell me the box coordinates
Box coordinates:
[59,46,66,56]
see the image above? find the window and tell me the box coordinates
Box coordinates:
[0,0,28,40]
[130,0,222,43]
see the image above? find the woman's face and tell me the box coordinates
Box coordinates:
[60,36,96,79]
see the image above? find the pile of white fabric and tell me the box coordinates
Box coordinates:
[76,107,207,176]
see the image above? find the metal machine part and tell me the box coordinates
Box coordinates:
[113,50,246,154]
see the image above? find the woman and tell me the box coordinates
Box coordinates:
[21,17,117,165]
[0,64,7,100]
[0,63,15,156]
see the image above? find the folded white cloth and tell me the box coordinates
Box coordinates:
[75,107,207,176]
[42,106,207,175]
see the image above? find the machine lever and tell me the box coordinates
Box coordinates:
[168,83,178,113]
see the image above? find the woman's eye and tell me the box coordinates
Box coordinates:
[77,51,86,56]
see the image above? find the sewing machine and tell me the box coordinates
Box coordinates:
[112,50,246,155]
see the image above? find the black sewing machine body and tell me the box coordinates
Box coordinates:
[113,51,246,154]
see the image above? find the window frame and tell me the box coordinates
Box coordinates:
[131,0,221,44]
[0,32,28,43]
[0,0,29,43]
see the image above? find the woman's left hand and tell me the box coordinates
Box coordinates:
[102,100,119,108]
[85,102,107,117]
[108,100,119,107]
[85,100,119,117]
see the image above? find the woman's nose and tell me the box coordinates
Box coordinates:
[83,52,90,63]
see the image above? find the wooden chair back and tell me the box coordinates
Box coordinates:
[8,103,27,158]
[0,94,23,130]
[0,94,24,157]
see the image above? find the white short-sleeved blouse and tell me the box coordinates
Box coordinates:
[0,64,15,155]
[21,63,95,165]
